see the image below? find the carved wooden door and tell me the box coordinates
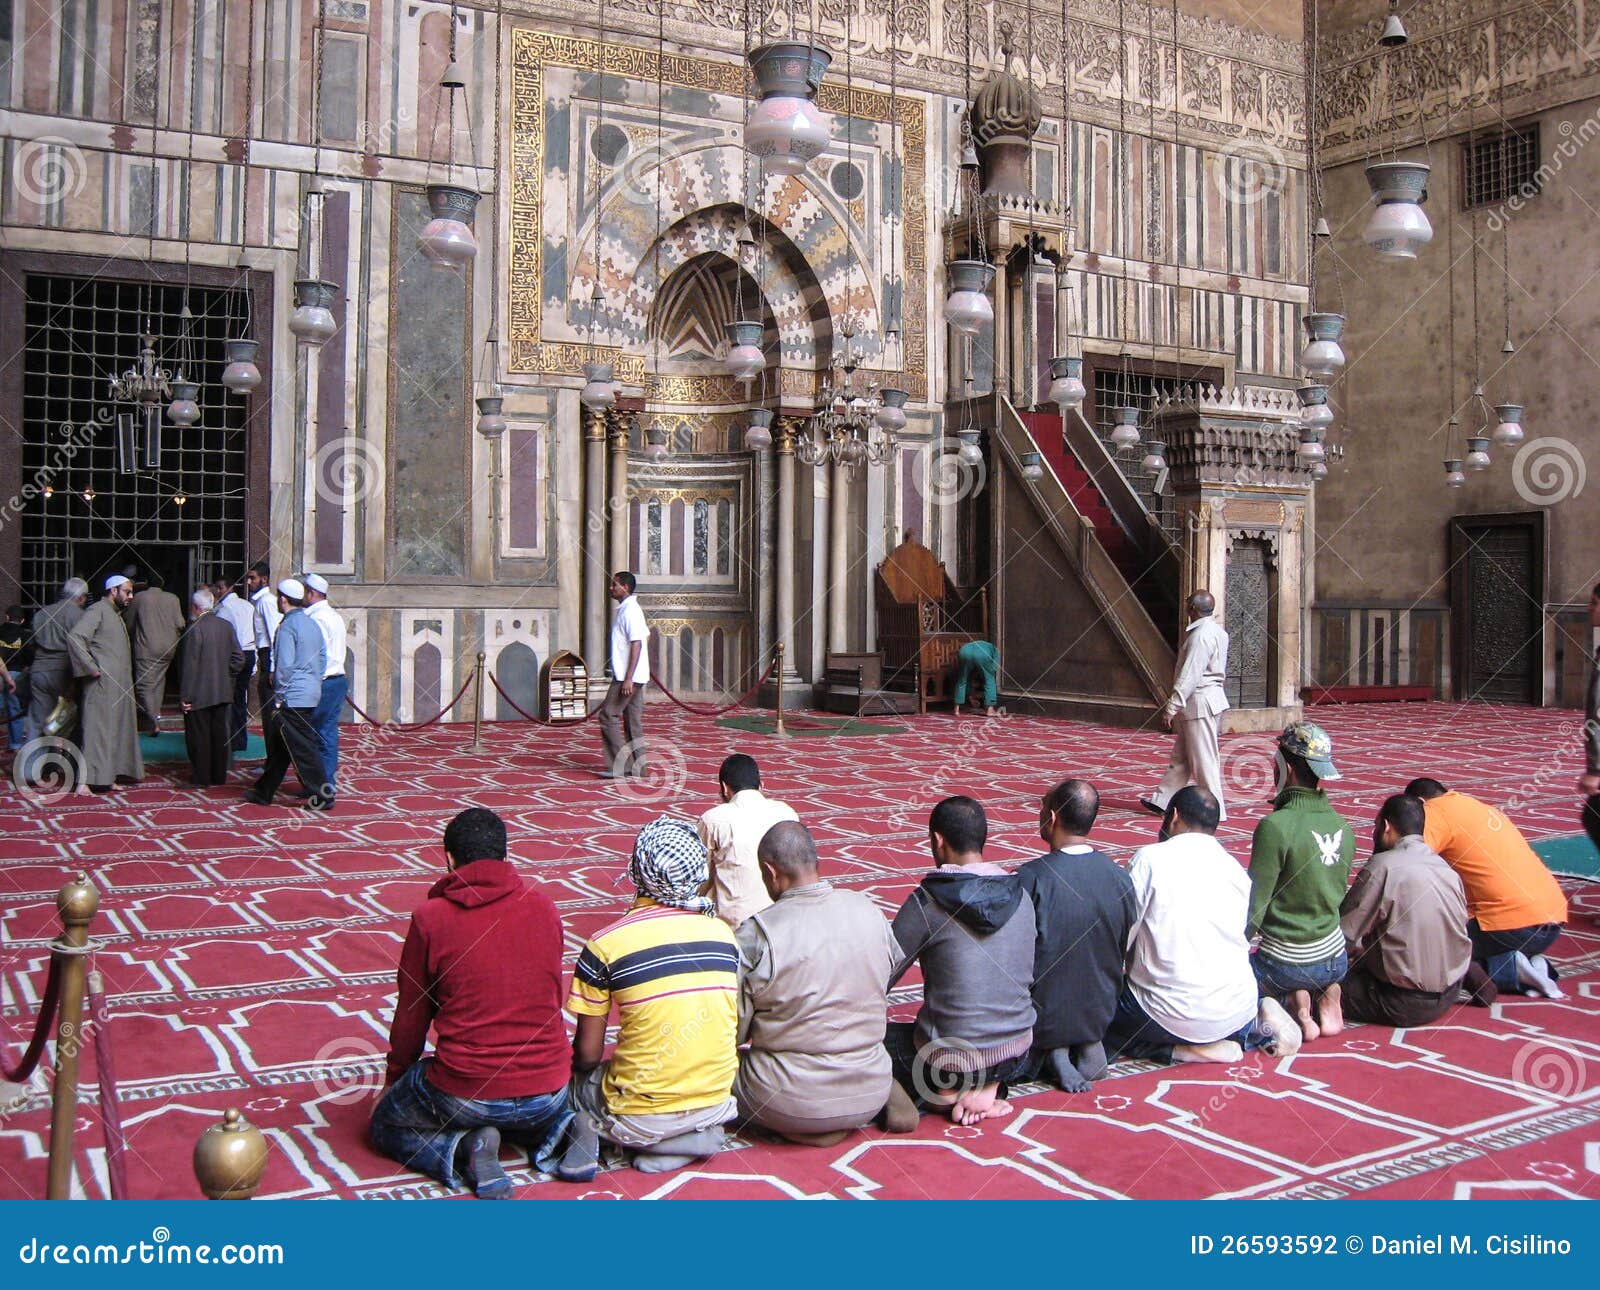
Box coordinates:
[1461,523,1539,703]
[1225,537,1271,709]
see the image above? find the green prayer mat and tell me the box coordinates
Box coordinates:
[715,713,909,738]
[138,731,267,763]
[1532,833,1600,880]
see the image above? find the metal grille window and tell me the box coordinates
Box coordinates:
[1462,126,1540,208]
[20,274,249,607]
[1092,367,1182,535]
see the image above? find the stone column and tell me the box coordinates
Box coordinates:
[827,434,850,655]
[753,439,776,679]
[582,407,608,672]
[762,417,806,706]
[607,412,630,577]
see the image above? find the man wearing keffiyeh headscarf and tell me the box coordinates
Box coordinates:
[557,816,739,1182]
[628,817,715,915]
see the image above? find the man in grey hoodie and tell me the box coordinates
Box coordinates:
[887,796,1036,1126]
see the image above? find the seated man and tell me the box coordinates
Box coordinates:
[952,640,999,716]
[1016,778,1136,1092]
[1341,794,1472,1027]
[370,808,572,1199]
[1248,723,1355,1043]
[1408,778,1568,998]
[559,818,739,1181]
[887,796,1035,1126]
[698,753,799,928]
[734,821,914,1144]
[1107,788,1302,1065]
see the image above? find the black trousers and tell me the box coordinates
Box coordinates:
[230,651,256,751]
[1340,965,1461,1029]
[184,703,233,786]
[255,648,274,714]
[1584,794,1600,855]
[255,703,331,806]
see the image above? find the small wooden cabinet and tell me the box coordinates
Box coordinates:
[539,650,590,722]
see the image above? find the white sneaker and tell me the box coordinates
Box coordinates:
[1514,951,1564,999]
[1257,996,1303,1057]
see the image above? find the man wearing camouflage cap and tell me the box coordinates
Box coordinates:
[1247,722,1355,1045]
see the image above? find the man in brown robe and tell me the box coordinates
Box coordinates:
[126,572,186,734]
[180,588,244,786]
[66,575,143,792]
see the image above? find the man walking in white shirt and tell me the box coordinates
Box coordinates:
[246,561,282,716]
[302,573,348,792]
[699,754,799,927]
[1142,590,1231,821]
[1106,787,1301,1064]
[600,571,649,779]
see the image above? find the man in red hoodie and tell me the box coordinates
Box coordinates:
[370,808,572,1198]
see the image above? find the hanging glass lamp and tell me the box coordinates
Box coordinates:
[724,321,767,382]
[744,408,774,451]
[1109,405,1141,452]
[579,361,617,411]
[418,183,481,269]
[1491,403,1525,446]
[289,279,340,347]
[745,43,834,176]
[944,260,995,334]
[1464,436,1492,470]
[1047,356,1087,413]
[221,339,263,394]
[1363,160,1433,261]
[1301,313,1347,378]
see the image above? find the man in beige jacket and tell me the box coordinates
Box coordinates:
[1142,590,1231,821]
[698,754,798,927]
[733,821,913,1143]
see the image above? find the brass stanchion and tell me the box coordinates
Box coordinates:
[774,643,788,739]
[194,1108,269,1199]
[466,650,487,754]
[45,873,97,1200]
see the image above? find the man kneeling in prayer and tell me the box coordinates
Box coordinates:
[558,818,739,1181]
[370,808,572,1198]
[1105,787,1303,1064]
[733,821,916,1143]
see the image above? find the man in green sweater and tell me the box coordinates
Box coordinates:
[1248,722,1355,1045]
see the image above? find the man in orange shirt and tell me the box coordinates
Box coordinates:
[1407,779,1567,999]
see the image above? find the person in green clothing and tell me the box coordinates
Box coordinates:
[953,640,999,716]
[1248,722,1355,1045]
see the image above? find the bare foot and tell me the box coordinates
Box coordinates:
[1316,983,1344,1037]
[950,1083,1013,1125]
[1171,1040,1244,1064]
[1290,989,1321,1042]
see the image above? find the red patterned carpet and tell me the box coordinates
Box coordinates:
[2,701,1598,1200]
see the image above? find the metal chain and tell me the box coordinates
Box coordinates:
[589,0,607,351]
[1495,7,1512,350]
[888,0,899,364]
[1115,0,1129,372]
[489,0,504,357]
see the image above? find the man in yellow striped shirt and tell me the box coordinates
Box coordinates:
[558,818,739,1182]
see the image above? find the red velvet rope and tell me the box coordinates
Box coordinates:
[487,654,780,723]
[649,655,780,717]
[0,954,62,1084]
[88,973,128,1201]
[343,674,475,728]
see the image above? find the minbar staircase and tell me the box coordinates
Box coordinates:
[1019,409,1181,643]
[982,398,1178,725]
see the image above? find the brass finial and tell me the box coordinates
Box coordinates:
[193,1108,269,1200]
[56,873,99,926]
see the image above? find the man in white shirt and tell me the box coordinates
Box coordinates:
[301,573,349,791]
[1142,590,1231,821]
[246,561,282,716]
[1106,787,1301,1064]
[600,570,649,779]
[216,578,258,752]
[699,754,799,927]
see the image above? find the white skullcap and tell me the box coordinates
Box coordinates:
[277,578,306,601]
[104,575,130,591]
[303,573,330,595]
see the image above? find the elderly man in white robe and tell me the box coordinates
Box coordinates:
[65,574,144,793]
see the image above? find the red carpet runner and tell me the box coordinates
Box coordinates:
[1,701,1596,1199]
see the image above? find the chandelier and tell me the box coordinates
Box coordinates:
[793,327,899,471]
[107,334,173,407]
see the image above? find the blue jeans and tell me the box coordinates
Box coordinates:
[2,679,25,749]
[1104,985,1273,1064]
[952,641,998,707]
[369,1059,573,1190]
[1252,949,1348,1001]
[311,674,347,783]
[1468,921,1561,993]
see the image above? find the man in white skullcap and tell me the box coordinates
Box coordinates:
[244,578,330,810]
[300,573,348,789]
[65,575,143,792]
